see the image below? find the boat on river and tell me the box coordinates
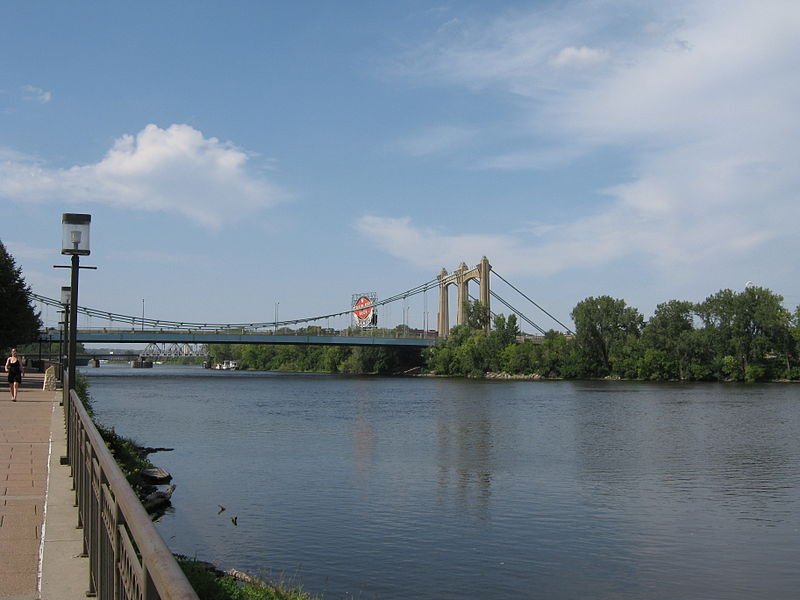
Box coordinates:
[213,360,239,371]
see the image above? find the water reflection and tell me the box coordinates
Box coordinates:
[352,382,375,479]
[570,382,800,598]
[436,390,493,520]
[573,383,799,514]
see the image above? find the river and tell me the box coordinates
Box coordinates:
[81,365,800,599]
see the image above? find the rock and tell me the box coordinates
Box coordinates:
[43,366,57,391]
[140,467,172,484]
[143,484,176,513]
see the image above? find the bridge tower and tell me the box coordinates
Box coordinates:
[437,256,491,337]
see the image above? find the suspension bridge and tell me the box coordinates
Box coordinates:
[33,257,573,355]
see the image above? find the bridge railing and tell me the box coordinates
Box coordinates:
[45,327,442,340]
[64,383,199,600]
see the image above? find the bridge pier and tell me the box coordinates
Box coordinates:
[437,257,491,337]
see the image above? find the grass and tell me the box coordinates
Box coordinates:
[176,558,316,600]
[96,424,156,493]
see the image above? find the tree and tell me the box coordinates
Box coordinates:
[640,300,697,380]
[463,300,491,331]
[570,296,644,376]
[535,330,574,378]
[492,313,520,348]
[696,287,791,380]
[500,340,535,374]
[0,240,42,352]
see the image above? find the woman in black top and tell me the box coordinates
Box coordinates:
[5,348,23,401]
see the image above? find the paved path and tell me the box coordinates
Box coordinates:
[0,372,88,600]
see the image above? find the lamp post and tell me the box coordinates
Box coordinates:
[60,286,71,382]
[61,214,91,394]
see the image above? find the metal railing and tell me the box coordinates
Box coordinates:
[64,385,199,600]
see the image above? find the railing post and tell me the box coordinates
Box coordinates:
[113,502,123,600]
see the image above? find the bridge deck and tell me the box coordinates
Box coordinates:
[45,330,438,347]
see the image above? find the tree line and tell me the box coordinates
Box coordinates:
[426,287,800,382]
[212,285,800,382]
[208,327,424,375]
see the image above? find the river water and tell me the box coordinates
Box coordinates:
[81,365,800,599]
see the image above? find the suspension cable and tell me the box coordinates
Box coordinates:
[33,270,571,336]
[491,270,574,334]
[31,278,442,331]
[490,291,547,335]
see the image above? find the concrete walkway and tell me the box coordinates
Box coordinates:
[0,372,88,600]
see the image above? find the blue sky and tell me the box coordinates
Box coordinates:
[2,0,799,333]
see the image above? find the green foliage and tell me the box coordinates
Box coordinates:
[0,239,42,353]
[424,287,800,382]
[176,558,315,600]
[612,334,642,379]
[571,296,644,377]
[500,341,534,374]
[96,425,156,492]
[74,371,95,416]
[719,355,742,381]
[210,342,422,375]
[537,330,572,377]
[697,287,792,380]
[744,364,767,383]
[177,560,236,600]
[640,300,697,380]
[463,300,491,331]
[492,313,520,347]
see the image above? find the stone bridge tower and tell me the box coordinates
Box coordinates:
[437,256,491,337]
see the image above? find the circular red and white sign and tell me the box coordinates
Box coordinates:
[353,296,373,320]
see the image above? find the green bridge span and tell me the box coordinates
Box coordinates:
[44,329,439,348]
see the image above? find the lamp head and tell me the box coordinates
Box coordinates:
[61,213,91,255]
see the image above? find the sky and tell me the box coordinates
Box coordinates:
[2,0,799,334]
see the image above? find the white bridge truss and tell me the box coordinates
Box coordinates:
[140,343,208,359]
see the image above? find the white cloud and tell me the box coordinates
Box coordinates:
[390,3,618,98]
[355,215,553,274]
[0,124,288,227]
[550,46,609,68]
[21,85,52,104]
[372,1,800,278]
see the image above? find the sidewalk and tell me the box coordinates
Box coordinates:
[0,372,88,600]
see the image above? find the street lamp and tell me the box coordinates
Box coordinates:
[61,214,91,394]
[60,286,71,382]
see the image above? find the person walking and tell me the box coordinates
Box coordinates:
[5,348,24,401]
